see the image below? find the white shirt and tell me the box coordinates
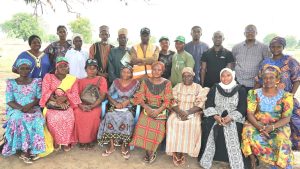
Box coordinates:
[65,48,88,79]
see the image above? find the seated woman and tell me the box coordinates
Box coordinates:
[74,59,107,150]
[40,57,81,152]
[130,61,173,164]
[242,65,294,169]
[98,65,139,159]
[166,67,209,166]
[12,35,52,79]
[2,59,45,164]
[199,68,247,169]
[255,37,300,151]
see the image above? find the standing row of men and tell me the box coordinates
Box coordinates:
[89,24,270,89]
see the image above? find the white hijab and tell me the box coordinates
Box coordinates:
[218,68,237,90]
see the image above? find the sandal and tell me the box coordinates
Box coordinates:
[143,154,150,163]
[22,156,33,164]
[148,152,157,164]
[102,149,115,157]
[63,145,71,152]
[31,155,40,161]
[19,153,26,160]
[79,143,86,150]
[172,153,181,166]
[86,143,94,150]
[54,144,61,151]
[179,155,186,166]
[121,150,130,160]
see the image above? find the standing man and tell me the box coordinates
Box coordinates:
[200,31,234,88]
[185,26,209,84]
[108,28,130,83]
[232,24,271,92]
[89,25,114,78]
[130,27,159,79]
[158,36,175,79]
[170,36,195,86]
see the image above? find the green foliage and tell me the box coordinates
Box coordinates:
[44,34,58,42]
[263,33,277,45]
[0,13,45,41]
[285,35,297,49]
[149,36,156,44]
[69,17,92,43]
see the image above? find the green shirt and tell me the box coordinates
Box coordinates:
[170,50,195,86]
[108,47,130,83]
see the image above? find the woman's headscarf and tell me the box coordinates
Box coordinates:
[219,68,237,90]
[151,61,165,72]
[261,64,281,79]
[55,56,69,70]
[182,67,195,76]
[16,58,32,68]
[269,36,286,48]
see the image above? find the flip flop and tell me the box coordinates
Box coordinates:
[102,149,115,157]
[179,155,186,166]
[54,144,61,151]
[172,154,181,166]
[63,145,71,152]
[86,143,94,150]
[143,154,150,163]
[148,152,157,164]
[121,150,130,160]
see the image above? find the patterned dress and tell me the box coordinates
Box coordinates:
[199,84,247,169]
[258,55,300,150]
[130,78,173,152]
[98,79,139,146]
[2,79,45,156]
[40,74,81,145]
[44,40,72,68]
[166,83,209,157]
[241,89,294,169]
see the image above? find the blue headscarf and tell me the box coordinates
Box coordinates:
[16,58,32,68]
[270,36,286,48]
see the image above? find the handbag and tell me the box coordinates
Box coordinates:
[46,88,67,110]
[80,77,101,105]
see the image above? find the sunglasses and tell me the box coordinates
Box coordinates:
[87,59,97,64]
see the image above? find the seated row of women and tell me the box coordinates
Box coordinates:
[1,57,295,169]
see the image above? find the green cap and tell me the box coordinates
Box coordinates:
[175,36,185,43]
[56,56,68,63]
[159,36,169,42]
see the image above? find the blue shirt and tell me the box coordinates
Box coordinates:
[185,41,209,83]
[13,51,52,79]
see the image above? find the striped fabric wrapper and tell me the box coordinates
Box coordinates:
[166,113,201,157]
[130,113,166,152]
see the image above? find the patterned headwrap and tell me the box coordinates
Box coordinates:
[121,65,133,73]
[151,61,165,72]
[182,67,195,76]
[16,58,32,68]
[56,56,69,68]
[269,36,286,48]
[262,64,281,78]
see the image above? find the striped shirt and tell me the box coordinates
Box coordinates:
[232,40,271,87]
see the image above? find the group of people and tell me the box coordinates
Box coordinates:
[1,23,299,169]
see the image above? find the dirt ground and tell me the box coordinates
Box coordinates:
[0,44,299,169]
[0,143,299,169]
